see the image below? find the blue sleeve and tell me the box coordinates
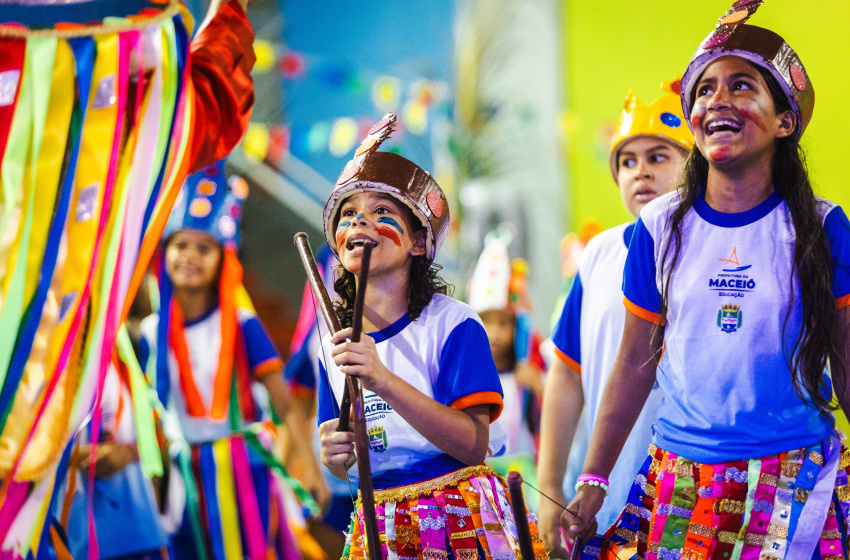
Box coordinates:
[622,216,662,319]
[284,334,317,391]
[241,315,284,375]
[316,359,339,426]
[824,205,850,302]
[433,318,503,413]
[551,274,583,368]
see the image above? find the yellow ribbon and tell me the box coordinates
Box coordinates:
[214,438,244,560]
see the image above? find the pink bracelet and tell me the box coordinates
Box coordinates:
[575,474,610,496]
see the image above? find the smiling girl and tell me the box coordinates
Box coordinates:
[317,114,548,559]
[561,3,850,560]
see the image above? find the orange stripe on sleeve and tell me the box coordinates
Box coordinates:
[254,357,284,378]
[554,347,581,375]
[450,391,504,423]
[291,385,315,400]
[836,294,850,310]
[623,297,666,325]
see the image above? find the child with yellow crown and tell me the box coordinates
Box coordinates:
[536,77,693,557]
[561,3,850,560]
[317,114,548,559]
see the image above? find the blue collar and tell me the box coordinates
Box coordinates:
[368,312,413,343]
[694,188,783,228]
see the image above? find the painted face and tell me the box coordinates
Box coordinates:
[165,229,222,291]
[690,56,795,168]
[335,191,425,276]
[615,136,685,218]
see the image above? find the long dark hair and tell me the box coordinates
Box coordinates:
[332,207,453,328]
[659,63,838,415]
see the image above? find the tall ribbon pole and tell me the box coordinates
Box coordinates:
[293,232,381,559]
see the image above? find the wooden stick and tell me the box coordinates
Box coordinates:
[293,233,381,559]
[507,471,537,560]
[292,233,352,427]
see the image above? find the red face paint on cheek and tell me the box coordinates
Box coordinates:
[336,230,347,252]
[691,111,704,130]
[708,146,732,162]
[375,226,401,246]
[739,106,767,132]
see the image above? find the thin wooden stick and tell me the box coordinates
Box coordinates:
[293,233,380,559]
[507,471,537,560]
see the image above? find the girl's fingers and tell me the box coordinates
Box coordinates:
[334,352,366,366]
[330,328,354,345]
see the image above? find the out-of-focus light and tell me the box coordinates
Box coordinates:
[403,99,428,135]
[372,76,400,112]
[279,51,306,79]
[243,123,270,161]
[253,40,275,74]
[307,122,331,155]
[268,125,290,165]
[329,117,358,157]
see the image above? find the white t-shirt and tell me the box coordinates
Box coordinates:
[317,294,504,489]
[552,222,659,528]
[140,306,283,444]
[624,190,850,463]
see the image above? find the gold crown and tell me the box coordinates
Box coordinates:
[368,426,383,436]
[721,304,740,312]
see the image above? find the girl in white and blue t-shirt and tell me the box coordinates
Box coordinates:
[563,5,850,560]
[317,114,548,558]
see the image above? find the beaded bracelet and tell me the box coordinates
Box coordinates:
[575,473,610,496]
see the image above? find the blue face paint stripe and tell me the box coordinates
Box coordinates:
[355,213,365,221]
[336,220,351,231]
[377,216,404,234]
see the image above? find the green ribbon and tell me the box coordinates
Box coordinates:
[731,459,761,560]
[0,38,56,389]
[659,457,696,551]
[116,326,163,477]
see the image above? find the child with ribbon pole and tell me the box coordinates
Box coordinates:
[0,0,256,556]
[562,3,850,560]
[537,78,692,557]
[136,160,326,560]
[317,113,549,559]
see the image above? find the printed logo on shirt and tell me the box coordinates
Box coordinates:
[717,304,742,333]
[709,247,755,298]
[368,425,388,453]
[364,394,393,421]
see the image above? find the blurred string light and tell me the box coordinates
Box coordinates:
[253,40,276,74]
[372,76,401,112]
[403,99,428,135]
[246,44,452,160]
[329,118,359,156]
[243,123,270,161]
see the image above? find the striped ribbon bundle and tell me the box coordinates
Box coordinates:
[0,2,200,556]
[579,438,850,560]
[344,465,548,560]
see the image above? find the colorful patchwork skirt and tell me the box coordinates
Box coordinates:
[172,434,307,560]
[343,465,549,560]
[578,437,850,560]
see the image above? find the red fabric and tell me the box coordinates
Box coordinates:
[0,38,26,165]
[188,0,255,172]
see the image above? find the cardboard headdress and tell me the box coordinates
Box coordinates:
[609,76,694,180]
[164,159,249,247]
[324,113,450,261]
[681,0,814,138]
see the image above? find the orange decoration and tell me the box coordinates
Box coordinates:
[355,137,377,157]
[720,10,748,24]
